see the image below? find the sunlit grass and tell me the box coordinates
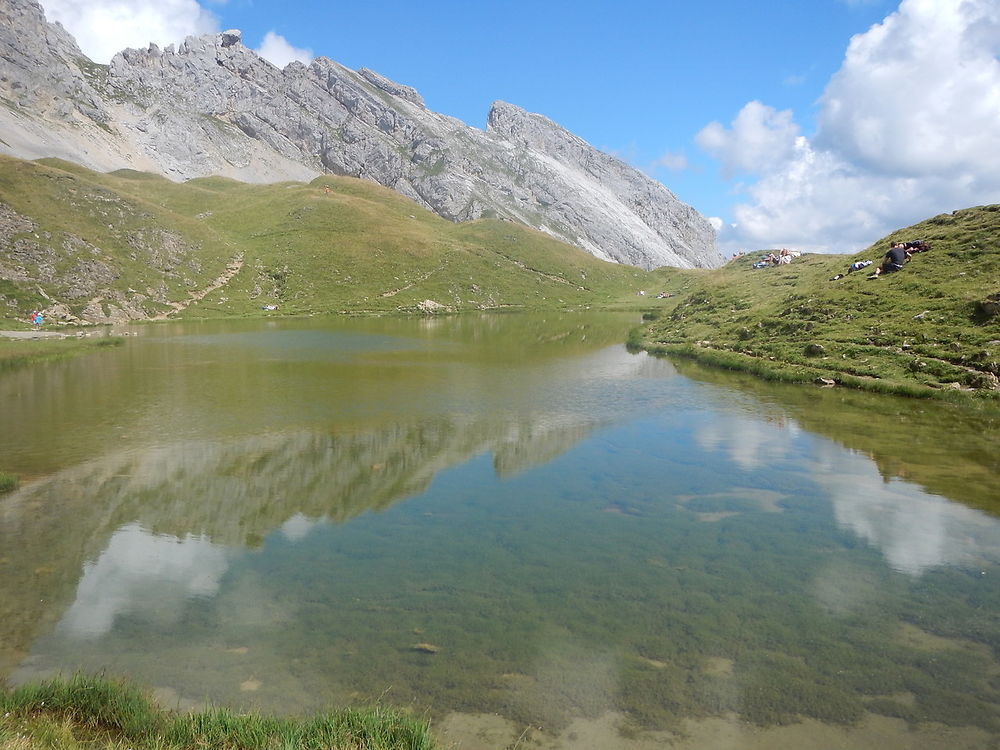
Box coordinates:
[0,155,652,324]
[0,676,438,750]
[639,205,1000,400]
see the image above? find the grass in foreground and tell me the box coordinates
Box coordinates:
[0,675,438,750]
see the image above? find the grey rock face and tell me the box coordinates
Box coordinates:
[0,0,721,269]
[0,0,110,125]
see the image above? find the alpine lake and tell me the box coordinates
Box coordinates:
[1,312,999,750]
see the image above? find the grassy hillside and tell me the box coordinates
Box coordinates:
[0,155,652,326]
[3,154,998,399]
[636,205,1000,400]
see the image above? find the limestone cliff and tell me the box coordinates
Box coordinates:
[0,0,720,269]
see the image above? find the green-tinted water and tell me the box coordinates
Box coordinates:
[1,314,999,747]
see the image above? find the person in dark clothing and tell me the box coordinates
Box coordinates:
[868,242,910,278]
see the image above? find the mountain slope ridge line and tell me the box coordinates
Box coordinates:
[0,0,719,270]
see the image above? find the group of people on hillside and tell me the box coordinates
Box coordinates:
[752,248,800,269]
[828,239,930,281]
[867,240,930,278]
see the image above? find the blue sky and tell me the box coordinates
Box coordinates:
[39,0,1000,254]
[220,0,899,216]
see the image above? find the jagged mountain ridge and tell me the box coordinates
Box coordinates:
[0,0,720,269]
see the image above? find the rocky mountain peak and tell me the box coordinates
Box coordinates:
[0,0,721,269]
[220,29,242,48]
[357,68,426,108]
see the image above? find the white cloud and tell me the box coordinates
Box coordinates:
[279,512,318,541]
[696,101,801,178]
[817,0,1000,178]
[650,151,689,172]
[701,0,1000,253]
[40,0,218,64]
[256,31,314,68]
[694,413,801,471]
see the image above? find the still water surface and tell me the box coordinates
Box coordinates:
[1,313,999,748]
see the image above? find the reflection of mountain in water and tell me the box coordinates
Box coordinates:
[10,417,609,543]
[0,337,680,677]
[0,419,593,667]
[12,416,604,646]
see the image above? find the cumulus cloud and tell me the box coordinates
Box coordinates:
[701,0,1000,253]
[256,31,314,68]
[40,0,218,63]
[696,101,802,178]
[818,0,1000,178]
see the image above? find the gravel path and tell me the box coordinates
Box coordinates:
[0,330,71,339]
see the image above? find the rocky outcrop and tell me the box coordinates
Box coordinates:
[0,0,109,125]
[977,292,1000,319]
[0,0,720,269]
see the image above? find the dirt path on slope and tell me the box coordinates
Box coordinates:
[151,253,244,320]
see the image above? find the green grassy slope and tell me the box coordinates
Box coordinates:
[0,156,652,326]
[637,205,1000,399]
[4,154,998,398]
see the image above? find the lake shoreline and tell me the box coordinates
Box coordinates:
[0,332,123,371]
[0,675,439,750]
[4,676,994,750]
[639,338,1000,406]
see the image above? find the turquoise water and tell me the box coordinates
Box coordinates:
[1,314,999,742]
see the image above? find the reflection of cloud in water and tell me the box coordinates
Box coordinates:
[813,444,1000,577]
[693,414,801,471]
[59,524,229,638]
[691,411,1000,577]
[279,513,317,542]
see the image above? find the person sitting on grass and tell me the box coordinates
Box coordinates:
[868,242,910,278]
